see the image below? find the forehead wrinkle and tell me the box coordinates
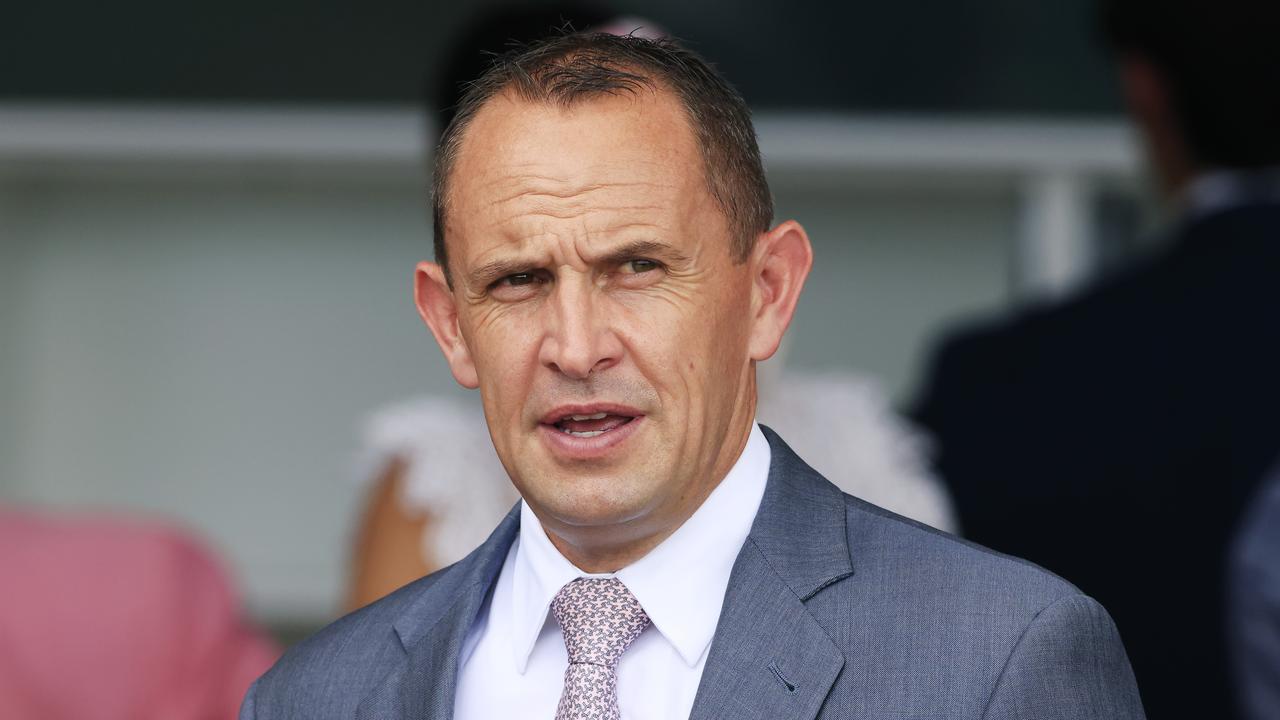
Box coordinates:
[487,175,674,206]
[494,181,608,205]
[478,195,670,235]
[490,204,672,225]
[474,152,673,191]
[465,176,675,236]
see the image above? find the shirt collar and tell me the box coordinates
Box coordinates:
[508,422,771,672]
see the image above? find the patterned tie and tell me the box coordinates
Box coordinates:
[551,577,651,720]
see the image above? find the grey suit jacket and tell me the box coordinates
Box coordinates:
[242,428,1145,719]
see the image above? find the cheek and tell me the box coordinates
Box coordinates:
[693,273,753,345]
[619,282,752,396]
[464,308,541,420]
[614,293,693,370]
[689,285,755,405]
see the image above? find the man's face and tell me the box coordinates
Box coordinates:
[424,88,762,551]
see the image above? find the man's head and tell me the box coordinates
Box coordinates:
[415,33,812,569]
[431,32,775,284]
[1101,0,1280,196]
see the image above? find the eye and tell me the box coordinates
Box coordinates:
[620,258,661,274]
[488,270,550,301]
[610,257,666,289]
[502,272,538,286]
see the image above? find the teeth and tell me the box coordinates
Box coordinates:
[568,412,608,421]
[562,429,605,437]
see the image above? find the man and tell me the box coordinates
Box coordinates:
[243,33,1144,719]
[910,1,1280,718]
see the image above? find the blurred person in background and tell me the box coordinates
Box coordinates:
[1230,459,1280,720]
[0,508,278,720]
[244,32,1142,719]
[346,3,953,612]
[910,0,1280,717]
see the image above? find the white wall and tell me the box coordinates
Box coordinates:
[1,173,459,618]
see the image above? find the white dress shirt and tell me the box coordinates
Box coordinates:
[453,423,771,720]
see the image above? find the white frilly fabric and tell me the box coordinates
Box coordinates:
[359,373,956,569]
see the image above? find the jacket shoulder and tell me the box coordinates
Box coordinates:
[803,496,1141,716]
[246,567,452,719]
[842,494,1081,612]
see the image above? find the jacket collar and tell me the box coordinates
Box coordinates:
[356,503,520,720]
[688,426,853,720]
[358,425,854,720]
[747,426,855,600]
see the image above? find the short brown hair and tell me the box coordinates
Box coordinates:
[431,32,773,283]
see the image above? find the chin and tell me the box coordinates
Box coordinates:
[529,471,659,528]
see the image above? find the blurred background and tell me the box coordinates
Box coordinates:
[24,1,1280,717]
[2,0,1152,637]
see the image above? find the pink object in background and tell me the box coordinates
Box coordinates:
[0,508,279,720]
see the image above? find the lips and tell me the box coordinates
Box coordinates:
[542,406,639,437]
[537,404,644,457]
[554,412,633,438]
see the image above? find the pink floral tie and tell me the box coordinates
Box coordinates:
[551,578,651,720]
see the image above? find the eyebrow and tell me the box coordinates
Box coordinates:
[596,239,691,268]
[468,258,538,289]
[466,239,691,289]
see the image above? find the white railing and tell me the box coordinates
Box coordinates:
[0,103,1141,296]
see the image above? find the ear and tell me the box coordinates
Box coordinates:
[747,219,813,362]
[414,262,479,389]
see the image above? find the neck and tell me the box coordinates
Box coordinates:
[546,530,665,574]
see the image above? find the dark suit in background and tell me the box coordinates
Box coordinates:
[1230,458,1280,720]
[912,201,1280,718]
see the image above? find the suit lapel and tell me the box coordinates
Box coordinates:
[356,504,520,720]
[689,427,854,720]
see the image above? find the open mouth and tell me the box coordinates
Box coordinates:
[550,411,638,438]
[537,405,644,457]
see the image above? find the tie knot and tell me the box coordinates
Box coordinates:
[551,578,650,668]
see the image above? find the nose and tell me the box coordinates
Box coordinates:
[538,276,622,379]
